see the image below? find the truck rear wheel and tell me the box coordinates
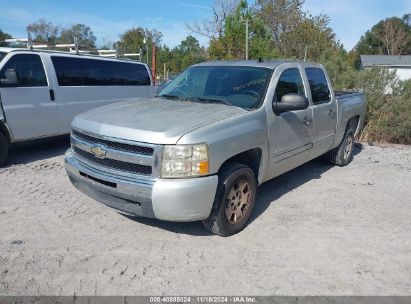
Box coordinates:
[328,128,354,167]
[0,132,8,166]
[202,163,257,237]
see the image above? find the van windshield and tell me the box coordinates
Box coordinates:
[158,66,271,110]
[0,52,6,63]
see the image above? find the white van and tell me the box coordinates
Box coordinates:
[0,47,155,164]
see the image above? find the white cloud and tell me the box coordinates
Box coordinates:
[177,1,212,10]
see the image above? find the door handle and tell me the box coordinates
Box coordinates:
[301,118,312,126]
[328,109,336,117]
[49,89,55,101]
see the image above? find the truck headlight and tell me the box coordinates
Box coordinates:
[161,144,209,178]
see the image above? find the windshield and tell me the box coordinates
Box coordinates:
[0,52,7,63]
[158,65,272,110]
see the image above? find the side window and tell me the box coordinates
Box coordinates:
[305,68,331,104]
[0,54,47,87]
[51,56,151,86]
[274,68,305,103]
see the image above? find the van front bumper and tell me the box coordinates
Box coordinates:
[64,149,218,221]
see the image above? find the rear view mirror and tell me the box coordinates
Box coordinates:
[273,93,309,115]
[1,69,18,86]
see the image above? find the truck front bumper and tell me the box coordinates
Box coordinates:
[64,149,218,221]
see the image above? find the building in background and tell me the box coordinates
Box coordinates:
[360,55,411,82]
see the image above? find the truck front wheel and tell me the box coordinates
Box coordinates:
[202,163,257,237]
[328,128,354,167]
[0,132,8,166]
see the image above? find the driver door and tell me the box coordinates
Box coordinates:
[0,53,58,141]
[265,65,314,180]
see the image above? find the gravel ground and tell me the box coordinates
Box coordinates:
[0,138,410,296]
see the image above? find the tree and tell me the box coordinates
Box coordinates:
[403,13,411,27]
[118,27,163,66]
[0,29,11,41]
[355,30,384,55]
[187,0,240,39]
[208,0,277,60]
[0,29,12,46]
[279,14,339,60]
[59,24,96,48]
[355,17,411,55]
[26,19,59,43]
[118,27,162,53]
[254,0,305,48]
[179,36,206,69]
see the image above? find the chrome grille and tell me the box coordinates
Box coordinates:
[71,129,158,177]
[73,146,152,175]
[72,130,154,155]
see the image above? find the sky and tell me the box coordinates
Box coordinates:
[0,0,410,51]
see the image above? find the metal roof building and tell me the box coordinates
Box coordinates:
[360,55,411,81]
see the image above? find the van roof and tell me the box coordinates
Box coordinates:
[0,47,147,65]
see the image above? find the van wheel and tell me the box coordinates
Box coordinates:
[0,132,8,166]
[202,163,257,237]
[328,128,354,167]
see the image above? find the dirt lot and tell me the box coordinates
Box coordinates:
[0,138,410,296]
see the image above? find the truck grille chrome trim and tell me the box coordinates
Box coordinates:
[73,146,152,176]
[72,129,154,155]
[71,129,161,178]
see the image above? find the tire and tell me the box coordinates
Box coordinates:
[328,128,355,167]
[202,163,257,237]
[0,132,8,166]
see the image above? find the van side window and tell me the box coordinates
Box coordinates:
[0,54,47,87]
[305,68,331,104]
[274,68,305,103]
[51,56,151,86]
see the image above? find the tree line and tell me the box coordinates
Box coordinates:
[0,0,410,144]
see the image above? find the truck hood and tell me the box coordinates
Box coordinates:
[72,97,246,144]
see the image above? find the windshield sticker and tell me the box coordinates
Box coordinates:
[234,78,266,92]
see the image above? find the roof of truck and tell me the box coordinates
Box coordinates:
[193,59,321,69]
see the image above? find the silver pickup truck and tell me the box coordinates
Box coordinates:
[65,60,366,236]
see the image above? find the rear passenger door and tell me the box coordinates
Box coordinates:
[0,53,58,141]
[50,56,153,135]
[305,67,337,157]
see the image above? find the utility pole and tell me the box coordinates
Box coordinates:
[152,45,156,85]
[303,45,308,62]
[245,19,249,60]
[143,34,149,64]
[240,16,249,60]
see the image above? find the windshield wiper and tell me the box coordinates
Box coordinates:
[190,97,233,106]
[159,94,187,101]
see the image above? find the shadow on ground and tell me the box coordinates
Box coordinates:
[5,135,70,166]
[123,144,363,236]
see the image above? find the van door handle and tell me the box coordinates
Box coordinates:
[328,109,336,117]
[49,89,55,101]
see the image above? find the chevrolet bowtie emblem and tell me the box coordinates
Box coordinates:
[90,145,107,159]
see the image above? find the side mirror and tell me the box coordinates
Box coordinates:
[273,93,309,115]
[1,69,18,86]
